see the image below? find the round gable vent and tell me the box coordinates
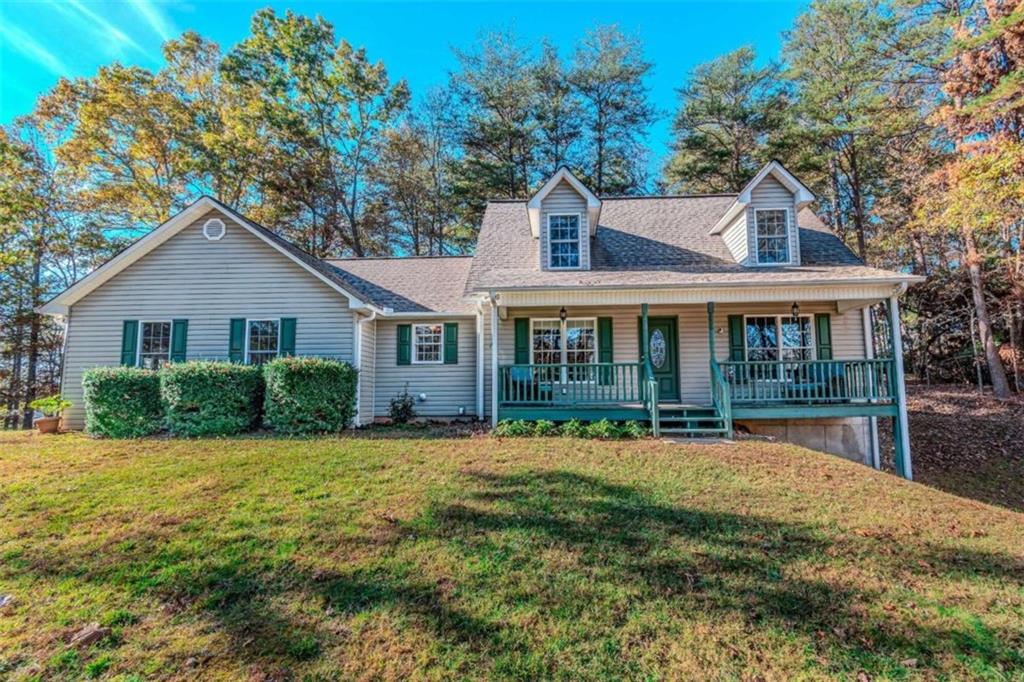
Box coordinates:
[203,218,226,241]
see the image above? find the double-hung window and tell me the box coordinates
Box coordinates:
[246,319,279,365]
[531,318,597,381]
[413,324,443,364]
[745,315,814,363]
[754,209,790,264]
[548,214,581,269]
[138,321,171,369]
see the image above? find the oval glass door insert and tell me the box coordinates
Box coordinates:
[649,330,667,368]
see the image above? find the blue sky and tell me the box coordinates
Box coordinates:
[0,1,805,167]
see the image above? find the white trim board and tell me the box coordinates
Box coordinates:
[38,196,373,316]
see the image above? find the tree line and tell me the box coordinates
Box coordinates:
[2,0,1022,427]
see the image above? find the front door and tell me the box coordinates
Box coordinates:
[638,316,680,401]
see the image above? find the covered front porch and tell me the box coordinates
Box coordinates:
[486,295,912,478]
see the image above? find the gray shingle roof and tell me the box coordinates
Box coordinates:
[327,256,476,314]
[465,197,913,292]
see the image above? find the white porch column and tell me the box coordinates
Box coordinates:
[490,297,499,427]
[862,306,881,470]
[889,294,913,480]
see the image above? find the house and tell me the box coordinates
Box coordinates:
[40,161,922,478]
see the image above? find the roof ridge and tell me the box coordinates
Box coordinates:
[485,193,738,204]
[327,254,473,261]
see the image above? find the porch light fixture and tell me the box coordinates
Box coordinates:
[791,302,800,322]
[559,306,568,322]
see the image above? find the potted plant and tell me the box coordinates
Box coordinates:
[29,395,72,434]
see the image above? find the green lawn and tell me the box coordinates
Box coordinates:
[1,432,1022,681]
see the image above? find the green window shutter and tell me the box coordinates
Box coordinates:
[397,324,412,365]
[170,319,188,362]
[727,315,745,361]
[229,318,246,363]
[443,322,458,364]
[514,318,530,365]
[815,313,833,360]
[280,318,297,357]
[120,320,138,366]
[598,317,614,385]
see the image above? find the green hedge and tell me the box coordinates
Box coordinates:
[262,357,358,434]
[160,361,264,437]
[82,367,163,438]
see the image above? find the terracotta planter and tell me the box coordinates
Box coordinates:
[34,416,61,434]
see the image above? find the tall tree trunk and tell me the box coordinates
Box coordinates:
[1008,303,1022,391]
[21,238,44,429]
[828,152,845,238]
[963,229,1012,399]
[846,137,868,260]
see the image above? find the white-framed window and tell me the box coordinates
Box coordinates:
[744,315,814,362]
[547,214,581,269]
[246,319,279,365]
[531,317,597,381]
[754,209,791,265]
[138,321,171,369]
[413,323,443,364]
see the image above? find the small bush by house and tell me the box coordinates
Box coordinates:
[160,361,263,437]
[82,367,163,438]
[388,386,416,424]
[262,357,358,434]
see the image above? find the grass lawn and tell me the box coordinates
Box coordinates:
[1,431,1022,681]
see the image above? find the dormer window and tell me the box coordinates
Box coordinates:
[548,214,581,269]
[754,209,791,265]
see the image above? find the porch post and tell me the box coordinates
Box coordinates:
[476,305,485,419]
[490,297,499,427]
[888,294,913,480]
[706,302,716,360]
[641,303,650,361]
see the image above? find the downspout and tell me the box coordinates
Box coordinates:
[862,306,881,470]
[354,309,378,427]
[489,292,499,427]
[476,301,485,419]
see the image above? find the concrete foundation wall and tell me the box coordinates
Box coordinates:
[737,417,873,465]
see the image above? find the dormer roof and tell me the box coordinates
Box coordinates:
[709,160,815,235]
[527,166,602,237]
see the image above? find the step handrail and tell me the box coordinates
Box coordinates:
[642,355,660,437]
[710,358,734,439]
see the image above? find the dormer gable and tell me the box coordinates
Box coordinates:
[527,167,602,271]
[710,160,815,267]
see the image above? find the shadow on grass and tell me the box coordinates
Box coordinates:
[14,468,1024,678]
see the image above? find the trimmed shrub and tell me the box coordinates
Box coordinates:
[533,419,558,436]
[560,418,587,438]
[620,420,649,439]
[160,361,263,437]
[585,418,622,440]
[263,357,358,434]
[493,419,534,437]
[82,367,163,438]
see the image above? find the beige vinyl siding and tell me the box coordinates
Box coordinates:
[373,319,477,418]
[492,303,868,405]
[357,317,376,425]
[748,175,800,266]
[539,180,590,271]
[721,211,749,264]
[61,208,356,429]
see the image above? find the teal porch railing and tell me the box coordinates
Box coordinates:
[718,358,897,404]
[497,363,643,406]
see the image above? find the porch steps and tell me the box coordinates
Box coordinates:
[656,406,730,438]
